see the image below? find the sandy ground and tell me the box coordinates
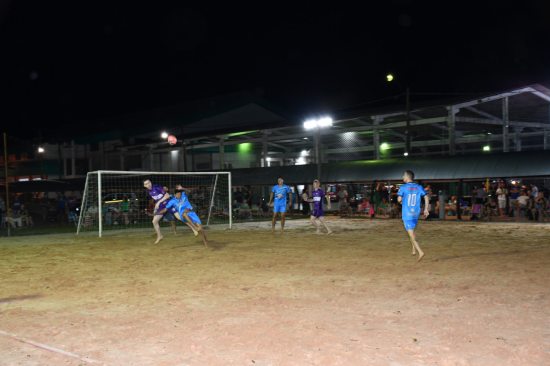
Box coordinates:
[1,218,549,366]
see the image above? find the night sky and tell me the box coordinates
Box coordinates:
[1,1,549,141]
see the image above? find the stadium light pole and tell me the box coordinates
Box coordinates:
[386,74,411,156]
[304,117,332,180]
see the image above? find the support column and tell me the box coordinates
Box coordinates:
[314,128,321,179]
[219,137,225,170]
[514,128,523,152]
[181,142,187,171]
[87,144,93,171]
[405,87,411,154]
[62,145,67,177]
[262,131,268,167]
[149,147,154,170]
[447,107,457,156]
[373,117,381,160]
[502,97,510,152]
[544,130,550,150]
[119,148,125,170]
[71,140,76,176]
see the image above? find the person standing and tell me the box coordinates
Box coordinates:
[143,179,170,244]
[397,170,430,262]
[268,177,292,233]
[306,179,332,234]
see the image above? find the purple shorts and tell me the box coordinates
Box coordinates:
[311,207,324,218]
[154,201,168,216]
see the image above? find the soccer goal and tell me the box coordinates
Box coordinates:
[77,171,232,237]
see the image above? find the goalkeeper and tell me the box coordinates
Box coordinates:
[166,187,208,247]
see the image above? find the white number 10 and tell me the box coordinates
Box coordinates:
[408,194,417,207]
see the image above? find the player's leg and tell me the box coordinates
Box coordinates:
[271,211,278,233]
[174,212,199,236]
[404,219,423,261]
[280,212,286,232]
[183,211,208,247]
[152,214,164,244]
[318,216,332,234]
[310,215,321,233]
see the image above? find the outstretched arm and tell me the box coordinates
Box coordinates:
[268,192,274,206]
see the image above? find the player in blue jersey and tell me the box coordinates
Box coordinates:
[268,176,292,233]
[397,170,430,261]
[166,187,208,247]
[304,179,332,234]
[143,179,171,244]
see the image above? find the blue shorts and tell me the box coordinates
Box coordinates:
[179,211,202,225]
[273,201,287,213]
[403,218,418,231]
[163,209,176,222]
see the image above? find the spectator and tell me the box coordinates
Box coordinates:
[531,184,539,199]
[496,182,508,217]
[509,185,520,217]
[377,197,390,218]
[517,191,530,218]
[358,198,375,218]
[534,192,547,222]
[121,196,130,225]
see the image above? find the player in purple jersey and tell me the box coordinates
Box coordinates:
[143,179,170,244]
[397,170,429,261]
[305,179,332,234]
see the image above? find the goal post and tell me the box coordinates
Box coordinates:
[77,170,232,237]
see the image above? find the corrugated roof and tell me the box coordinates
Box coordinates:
[231,151,550,185]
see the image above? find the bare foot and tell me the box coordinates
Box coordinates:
[192,229,199,237]
[326,230,333,235]
[417,251,425,262]
[412,251,416,256]
[154,235,163,244]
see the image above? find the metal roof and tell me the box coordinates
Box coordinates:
[231,151,550,185]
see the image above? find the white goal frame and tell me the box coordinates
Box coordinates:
[76,170,232,237]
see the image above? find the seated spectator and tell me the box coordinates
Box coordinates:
[516,191,530,218]
[6,208,23,228]
[358,198,375,218]
[445,195,458,216]
[20,205,34,227]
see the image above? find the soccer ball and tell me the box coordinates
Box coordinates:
[167,134,178,145]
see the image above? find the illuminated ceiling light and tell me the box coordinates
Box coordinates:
[303,116,333,130]
[380,142,390,151]
[403,152,409,156]
[483,145,491,152]
[161,131,169,139]
[37,147,45,153]
[386,73,394,82]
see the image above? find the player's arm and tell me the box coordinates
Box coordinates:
[268,191,274,206]
[154,192,170,210]
[325,194,331,209]
[397,196,403,204]
[423,194,430,217]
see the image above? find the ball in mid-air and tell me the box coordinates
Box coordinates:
[167,134,178,145]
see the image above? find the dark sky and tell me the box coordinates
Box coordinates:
[1,1,549,141]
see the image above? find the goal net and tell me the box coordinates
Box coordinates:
[77,171,232,237]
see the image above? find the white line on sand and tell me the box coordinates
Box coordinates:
[0,329,102,364]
